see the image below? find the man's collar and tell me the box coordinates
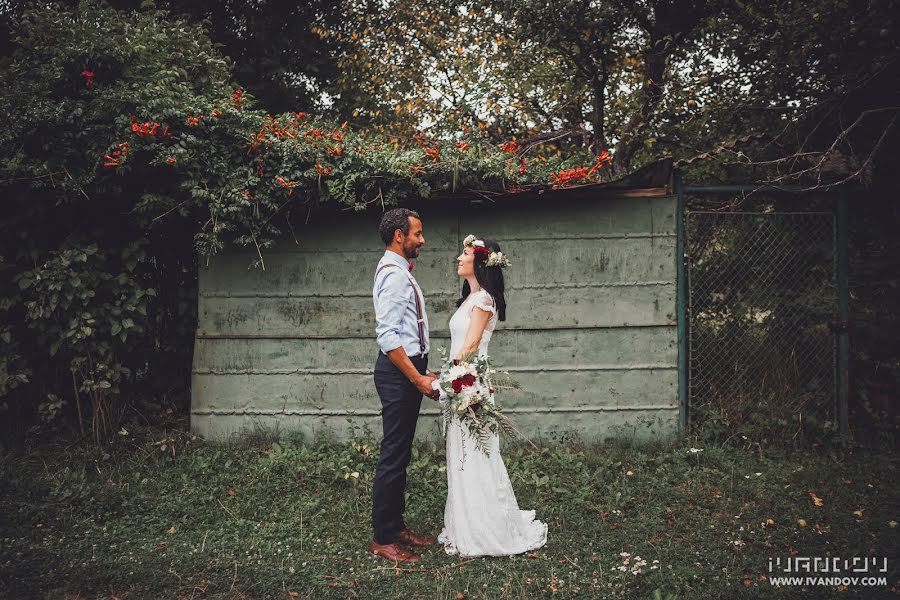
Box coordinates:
[383,249,409,268]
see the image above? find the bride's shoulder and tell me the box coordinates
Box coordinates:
[471,289,496,314]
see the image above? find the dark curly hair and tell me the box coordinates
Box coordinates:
[457,238,507,321]
[378,208,421,245]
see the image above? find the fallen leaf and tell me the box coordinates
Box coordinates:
[288,592,299,598]
[808,492,824,507]
[526,552,539,558]
[456,594,465,600]
[853,508,864,517]
[227,489,237,497]
[797,519,807,527]
[167,526,176,534]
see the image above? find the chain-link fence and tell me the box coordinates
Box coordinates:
[685,210,838,435]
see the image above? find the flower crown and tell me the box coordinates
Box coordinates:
[463,234,511,268]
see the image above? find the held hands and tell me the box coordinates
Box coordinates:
[417,372,440,400]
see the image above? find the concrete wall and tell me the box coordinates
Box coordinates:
[191,193,679,443]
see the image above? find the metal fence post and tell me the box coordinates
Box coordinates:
[675,171,688,437]
[836,191,850,435]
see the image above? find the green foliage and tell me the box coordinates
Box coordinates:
[15,241,158,441]
[0,1,225,442]
[0,3,613,444]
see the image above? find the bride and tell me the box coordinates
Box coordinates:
[437,234,548,557]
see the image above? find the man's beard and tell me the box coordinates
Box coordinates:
[403,241,421,258]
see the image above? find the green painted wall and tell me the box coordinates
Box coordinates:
[191,193,679,443]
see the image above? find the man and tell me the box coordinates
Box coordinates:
[370,207,439,563]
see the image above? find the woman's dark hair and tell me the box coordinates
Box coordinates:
[378,208,421,245]
[457,238,507,321]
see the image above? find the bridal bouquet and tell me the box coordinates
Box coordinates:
[431,348,527,456]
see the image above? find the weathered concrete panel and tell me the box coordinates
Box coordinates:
[459,195,675,238]
[190,407,679,445]
[197,284,674,337]
[191,194,681,443]
[191,367,676,412]
[192,326,676,372]
[200,236,676,296]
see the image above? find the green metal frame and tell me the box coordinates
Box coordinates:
[673,172,849,437]
[836,191,850,435]
[674,172,688,436]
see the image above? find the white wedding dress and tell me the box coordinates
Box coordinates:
[437,288,548,557]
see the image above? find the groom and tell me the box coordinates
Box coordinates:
[370,208,439,563]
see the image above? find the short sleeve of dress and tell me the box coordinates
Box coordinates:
[471,290,497,316]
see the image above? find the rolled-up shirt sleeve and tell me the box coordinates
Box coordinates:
[374,270,408,354]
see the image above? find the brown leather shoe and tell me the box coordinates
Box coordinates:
[369,539,421,563]
[397,528,436,547]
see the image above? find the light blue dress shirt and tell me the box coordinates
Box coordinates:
[373,250,430,356]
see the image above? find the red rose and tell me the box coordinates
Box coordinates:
[474,245,490,259]
[451,373,476,394]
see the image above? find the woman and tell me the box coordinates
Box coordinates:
[437,234,548,557]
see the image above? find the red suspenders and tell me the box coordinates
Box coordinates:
[375,263,427,355]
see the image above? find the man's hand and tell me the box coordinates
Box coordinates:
[416,373,439,399]
[384,348,440,399]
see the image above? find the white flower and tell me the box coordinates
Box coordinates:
[688,447,703,453]
[486,251,511,268]
[447,363,475,381]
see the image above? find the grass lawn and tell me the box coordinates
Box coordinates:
[0,426,897,599]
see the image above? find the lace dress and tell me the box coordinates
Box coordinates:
[437,288,548,557]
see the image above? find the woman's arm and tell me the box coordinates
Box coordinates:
[454,306,493,361]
